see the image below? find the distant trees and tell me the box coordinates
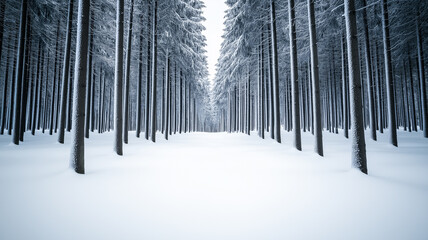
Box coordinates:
[211,0,427,173]
[0,0,212,172]
[0,0,426,175]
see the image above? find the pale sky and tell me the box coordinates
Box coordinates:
[201,0,227,84]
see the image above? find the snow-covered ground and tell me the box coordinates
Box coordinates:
[1,129,427,240]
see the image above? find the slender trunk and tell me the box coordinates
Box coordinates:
[289,0,300,149]
[164,53,170,140]
[49,21,60,135]
[58,0,74,143]
[150,0,158,142]
[270,0,281,143]
[1,38,11,135]
[144,3,151,140]
[416,18,427,137]
[123,0,134,144]
[12,0,28,145]
[361,0,376,140]
[84,11,93,139]
[307,0,323,155]
[114,0,124,155]
[31,41,42,135]
[70,0,90,174]
[136,20,143,138]
[381,0,397,146]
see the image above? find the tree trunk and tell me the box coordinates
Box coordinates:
[269,0,281,143]
[307,0,323,156]
[289,0,301,149]
[114,0,124,155]
[381,0,398,146]
[1,38,11,135]
[144,3,151,140]
[70,0,90,174]
[164,53,170,140]
[84,11,93,139]
[416,18,427,137]
[345,0,368,174]
[58,0,74,143]
[123,0,134,144]
[136,19,144,138]
[12,0,28,145]
[49,21,60,136]
[150,0,158,142]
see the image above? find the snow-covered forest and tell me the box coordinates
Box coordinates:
[0,0,428,239]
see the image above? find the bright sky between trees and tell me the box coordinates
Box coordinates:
[202,0,227,85]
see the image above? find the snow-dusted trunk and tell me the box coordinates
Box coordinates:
[58,0,74,143]
[123,0,134,144]
[381,0,397,146]
[341,30,349,138]
[49,21,60,136]
[144,4,151,140]
[66,61,73,132]
[114,0,124,155]
[375,42,384,133]
[1,39,11,135]
[20,17,31,140]
[164,53,170,140]
[362,0,376,141]
[246,68,250,135]
[70,0,90,174]
[84,13,93,139]
[407,51,417,132]
[150,0,158,142]
[12,0,28,145]
[90,65,95,133]
[416,18,427,137]
[345,0,368,174]
[0,1,5,66]
[307,0,323,156]
[289,0,301,150]
[136,22,144,138]
[31,41,42,135]
[269,0,281,143]
[179,70,183,134]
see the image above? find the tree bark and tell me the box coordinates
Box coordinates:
[114,0,124,155]
[58,0,74,143]
[416,18,427,137]
[269,0,281,143]
[123,0,134,144]
[12,0,28,145]
[70,0,90,174]
[307,0,323,155]
[150,0,158,142]
[289,0,301,149]
[381,0,398,146]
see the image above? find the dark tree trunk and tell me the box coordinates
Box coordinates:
[307,0,323,156]
[114,0,124,155]
[123,0,134,144]
[416,18,427,137]
[381,0,398,146]
[70,0,90,174]
[12,0,28,144]
[150,0,158,142]
[289,0,301,149]
[58,0,74,143]
[345,0,368,174]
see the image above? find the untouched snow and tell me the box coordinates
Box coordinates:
[0,130,428,240]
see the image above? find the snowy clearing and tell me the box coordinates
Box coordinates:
[1,130,428,240]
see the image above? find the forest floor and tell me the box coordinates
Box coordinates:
[0,129,428,240]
